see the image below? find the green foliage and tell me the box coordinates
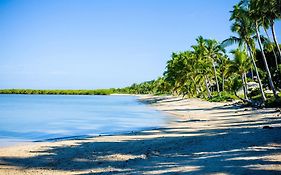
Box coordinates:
[0,89,113,95]
[248,88,260,97]
[207,92,238,102]
[114,78,172,95]
[265,95,281,108]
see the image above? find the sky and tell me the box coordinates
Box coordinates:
[0,0,280,89]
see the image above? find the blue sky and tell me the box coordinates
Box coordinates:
[0,0,280,89]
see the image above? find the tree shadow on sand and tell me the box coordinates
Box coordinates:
[1,106,281,174]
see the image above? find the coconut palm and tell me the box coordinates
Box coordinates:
[164,53,183,95]
[204,39,224,95]
[263,40,279,69]
[192,43,213,98]
[197,57,213,98]
[258,0,281,61]
[256,2,280,68]
[248,0,278,98]
[223,3,266,101]
[164,52,199,97]
[218,55,232,91]
[230,48,252,100]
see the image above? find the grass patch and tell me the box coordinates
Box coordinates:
[207,92,238,102]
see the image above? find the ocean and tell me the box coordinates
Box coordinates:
[0,94,169,146]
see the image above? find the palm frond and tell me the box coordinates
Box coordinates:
[221,36,242,47]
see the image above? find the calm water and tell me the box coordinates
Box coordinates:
[0,95,169,146]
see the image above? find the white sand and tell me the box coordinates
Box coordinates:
[0,95,280,174]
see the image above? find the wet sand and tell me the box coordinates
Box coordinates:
[0,95,280,174]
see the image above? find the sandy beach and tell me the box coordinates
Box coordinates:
[0,95,280,174]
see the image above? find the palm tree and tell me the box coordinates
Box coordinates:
[223,4,266,101]
[218,55,232,92]
[230,48,252,100]
[198,57,213,98]
[260,0,281,61]
[192,44,213,98]
[164,53,183,95]
[184,51,203,97]
[164,52,201,97]
[254,0,281,63]
[263,40,279,69]
[204,39,225,95]
[248,0,278,98]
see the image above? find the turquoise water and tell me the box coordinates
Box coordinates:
[0,95,169,146]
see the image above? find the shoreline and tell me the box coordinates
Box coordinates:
[0,95,280,174]
[0,94,170,148]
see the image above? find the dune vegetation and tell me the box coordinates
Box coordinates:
[116,0,281,107]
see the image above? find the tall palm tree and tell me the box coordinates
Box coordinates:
[194,36,224,95]
[260,0,281,61]
[263,40,279,69]
[248,0,278,98]
[192,43,213,98]
[223,4,266,101]
[253,0,281,63]
[204,39,224,95]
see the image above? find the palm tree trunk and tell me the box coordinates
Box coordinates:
[246,49,254,79]
[251,67,254,79]
[263,25,279,70]
[242,73,248,100]
[191,77,199,96]
[222,73,225,92]
[244,73,248,99]
[271,21,281,62]
[246,43,266,102]
[207,78,213,92]
[255,22,278,98]
[212,60,220,94]
[204,76,212,98]
[272,47,279,70]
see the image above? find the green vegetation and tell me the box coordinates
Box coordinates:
[0,89,113,95]
[207,92,239,102]
[116,0,281,107]
[2,0,280,107]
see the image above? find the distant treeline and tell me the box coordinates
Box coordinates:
[0,89,115,95]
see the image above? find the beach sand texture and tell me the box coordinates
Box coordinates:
[0,95,280,174]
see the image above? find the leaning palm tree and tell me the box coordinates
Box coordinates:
[252,0,281,63]
[248,0,278,98]
[263,40,279,69]
[256,3,280,67]
[223,3,266,102]
[260,0,281,61]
